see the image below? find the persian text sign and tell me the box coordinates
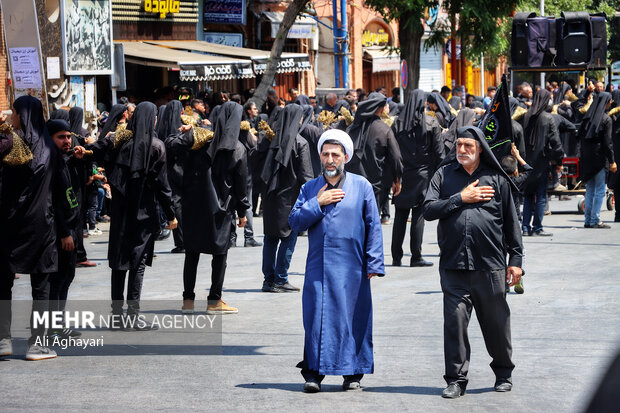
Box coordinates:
[144,0,180,19]
[204,0,245,25]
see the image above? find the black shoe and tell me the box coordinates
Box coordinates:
[156,229,171,241]
[262,280,278,292]
[392,258,402,267]
[533,230,552,236]
[244,238,263,247]
[274,282,300,292]
[494,378,512,392]
[342,379,361,390]
[442,383,465,398]
[304,380,321,393]
[410,258,433,267]
[522,230,532,236]
[171,246,185,254]
[591,222,610,229]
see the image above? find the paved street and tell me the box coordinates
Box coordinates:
[2,197,619,412]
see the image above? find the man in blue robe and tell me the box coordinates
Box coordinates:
[289,129,385,393]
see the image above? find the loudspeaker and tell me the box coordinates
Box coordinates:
[527,17,556,66]
[557,11,592,65]
[590,13,607,67]
[511,12,537,66]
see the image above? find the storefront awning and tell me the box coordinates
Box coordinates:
[262,11,317,39]
[119,41,254,81]
[364,48,401,73]
[145,40,312,74]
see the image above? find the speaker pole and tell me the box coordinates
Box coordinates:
[540,0,545,89]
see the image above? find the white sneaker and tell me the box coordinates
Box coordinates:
[553,183,567,191]
[88,228,103,236]
[25,344,57,361]
[0,338,13,357]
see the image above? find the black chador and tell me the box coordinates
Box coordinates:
[158,100,188,251]
[578,92,614,183]
[298,104,322,177]
[260,104,313,238]
[99,104,127,139]
[345,92,403,205]
[165,101,249,309]
[0,95,62,347]
[90,102,175,321]
[391,89,444,267]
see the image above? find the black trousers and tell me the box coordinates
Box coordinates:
[171,191,184,248]
[0,262,50,345]
[182,251,227,302]
[440,268,514,387]
[75,212,88,263]
[49,244,77,315]
[111,254,147,316]
[391,207,425,262]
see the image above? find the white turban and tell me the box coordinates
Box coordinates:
[317,129,354,164]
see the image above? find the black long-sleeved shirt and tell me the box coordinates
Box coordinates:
[423,162,523,270]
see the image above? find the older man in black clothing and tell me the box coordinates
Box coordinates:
[424,126,523,399]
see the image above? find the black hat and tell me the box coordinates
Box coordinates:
[47,119,71,136]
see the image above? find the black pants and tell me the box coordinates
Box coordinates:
[171,191,184,248]
[182,251,227,302]
[49,244,77,315]
[440,268,514,387]
[85,186,98,229]
[111,254,147,316]
[391,207,425,262]
[0,262,50,345]
[75,212,88,263]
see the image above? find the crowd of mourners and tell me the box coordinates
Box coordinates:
[0,78,617,369]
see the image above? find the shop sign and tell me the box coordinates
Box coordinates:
[180,62,253,80]
[362,29,389,47]
[252,56,312,74]
[204,0,246,25]
[204,32,243,47]
[144,0,180,19]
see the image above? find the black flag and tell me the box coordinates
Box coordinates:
[479,74,513,161]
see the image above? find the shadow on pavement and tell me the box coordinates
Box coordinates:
[362,385,442,395]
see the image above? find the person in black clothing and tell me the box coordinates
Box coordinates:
[0,96,63,360]
[89,102,177,329]
[47,119,86,339]
[578,92,617,228]
[165,101,249,315]
[158,100,188,253]
[345,92,403,208]
[299,104,322,177]
[260,104,313,293]
[391,90,444,267]
[521,89,563,236]
[609,90,620,222]
[424,126,523,399]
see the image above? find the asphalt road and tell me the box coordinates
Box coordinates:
[2,197,619,412]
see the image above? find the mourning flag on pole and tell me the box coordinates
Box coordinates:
[479,74,513,161]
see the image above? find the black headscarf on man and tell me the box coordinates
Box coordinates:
[108,102,157,197]
[440,126,518,191]
[443,107,476,152]
[299,104,314,134]
[261,104,303,194]
[346,91,386,159]
[554,83,572,105]
[427,92,454,123]
[523,89,552,150]
[13,95,55,170]
[395,89,426,138]
[157,100,183,141]
[579,91,612,141]
[50,109,70,122]
[68,106,85,137]
[99,104,127,139]
[267,105,284,128]
[206,101,242,162]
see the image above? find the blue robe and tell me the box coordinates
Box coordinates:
[289,172,384,375]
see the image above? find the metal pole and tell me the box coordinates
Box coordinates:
[540,0,545,88]
[340,0,349,89]
[332,0,340,88]
[480,53,485,96]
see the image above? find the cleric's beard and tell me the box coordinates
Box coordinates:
[322,162,344,178]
